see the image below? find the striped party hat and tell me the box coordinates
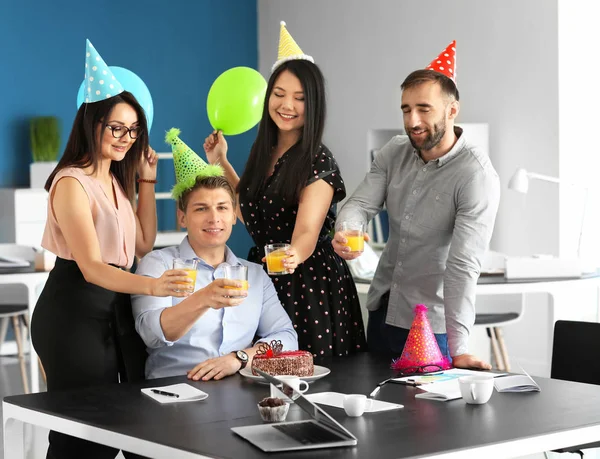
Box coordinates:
[271,21,314,72]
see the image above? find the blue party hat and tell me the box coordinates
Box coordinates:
[84,39,124,103]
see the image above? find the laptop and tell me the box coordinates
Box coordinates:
[231,369,357,452]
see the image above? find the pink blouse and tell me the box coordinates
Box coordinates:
[42,167,136,269]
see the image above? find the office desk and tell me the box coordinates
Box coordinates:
[0,270,49,393]
[354,271,600,297]
[356,272,600,375]
[5,353,600,459]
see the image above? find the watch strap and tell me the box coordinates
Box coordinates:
[234,350,248,369]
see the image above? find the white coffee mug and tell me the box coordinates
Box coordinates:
[458,374,495,405]
[343,394,373,417]
[270,376,309,402]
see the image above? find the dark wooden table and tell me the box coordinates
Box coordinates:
[5,353,600,458]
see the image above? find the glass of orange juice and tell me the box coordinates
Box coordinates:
[173,258,198,293]
[223,265,249,298]
[264,243,290,275]
[341,221,365,254]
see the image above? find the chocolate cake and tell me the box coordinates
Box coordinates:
[251,340,314,377]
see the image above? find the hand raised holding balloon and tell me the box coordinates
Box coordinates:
[206,67,267,136]
[203,131,228,166]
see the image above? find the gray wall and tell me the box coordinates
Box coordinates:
[258,0,560,257]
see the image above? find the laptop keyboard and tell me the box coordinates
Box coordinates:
[273,421,343,445]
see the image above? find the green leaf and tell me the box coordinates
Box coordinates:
[30,117,61,162]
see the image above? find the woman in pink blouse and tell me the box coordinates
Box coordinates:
[30,90,191,459]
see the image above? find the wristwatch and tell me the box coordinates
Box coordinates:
[233,350,249,369]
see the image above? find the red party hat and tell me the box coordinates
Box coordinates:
[425,40,456,83]
[391,304,452,372]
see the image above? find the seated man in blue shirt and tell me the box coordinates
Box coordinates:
[132,175,298,381]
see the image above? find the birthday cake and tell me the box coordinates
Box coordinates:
[251,341,314,377]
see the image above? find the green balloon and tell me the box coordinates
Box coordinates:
[207,67,267,136]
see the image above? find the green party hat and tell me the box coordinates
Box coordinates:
[165,128,224,200]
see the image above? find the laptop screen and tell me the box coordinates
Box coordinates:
[253,369,356,440]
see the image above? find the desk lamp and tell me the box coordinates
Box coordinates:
[506,167,588,278]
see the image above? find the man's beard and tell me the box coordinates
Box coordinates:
[407,118,446,152]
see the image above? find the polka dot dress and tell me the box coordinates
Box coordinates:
[240,145,366,357]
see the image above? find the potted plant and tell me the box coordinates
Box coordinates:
[29,116,61,188]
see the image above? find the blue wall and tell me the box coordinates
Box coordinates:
[0,0,256,256]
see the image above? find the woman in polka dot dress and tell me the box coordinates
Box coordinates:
[204,60,366,357]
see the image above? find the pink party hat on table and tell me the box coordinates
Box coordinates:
[391,304,452,372]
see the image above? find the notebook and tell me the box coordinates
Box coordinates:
[141,383,209,404]
[494,371,540,393]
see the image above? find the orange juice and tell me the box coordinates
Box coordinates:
[174,269,197,287]
[266,250,287,274]
[224,280,249,292]
[344,231,364,253]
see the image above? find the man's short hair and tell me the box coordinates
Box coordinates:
[401,69,460,102]
[178,175,236,211]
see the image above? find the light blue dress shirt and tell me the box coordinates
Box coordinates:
[132,237,298,379]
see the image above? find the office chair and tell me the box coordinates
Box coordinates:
[0,305,30,393]
[474,309,522,372]
[544,320,600,458]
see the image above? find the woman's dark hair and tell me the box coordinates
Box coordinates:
[45,91,149,201]
[237,60,326,204]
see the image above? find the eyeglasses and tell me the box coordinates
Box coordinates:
[105,124,142,139]
[394,364,443,376]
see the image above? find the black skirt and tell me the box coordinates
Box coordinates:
[31,257,121,391]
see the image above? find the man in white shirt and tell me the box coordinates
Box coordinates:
[132,175,298,380]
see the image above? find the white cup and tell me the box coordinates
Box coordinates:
[270,376,309,402]
[458,374,495,404]
[343,394,373,417]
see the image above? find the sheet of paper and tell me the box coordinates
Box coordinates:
[141,383,209,404]
[406,370,507,402]
[393,368,506,385]
[414,380,462,402]
[305,392,403,412]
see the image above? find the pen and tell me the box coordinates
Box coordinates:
[369,378,392,398]
[390,380,421,387]
[151,389,179,398]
